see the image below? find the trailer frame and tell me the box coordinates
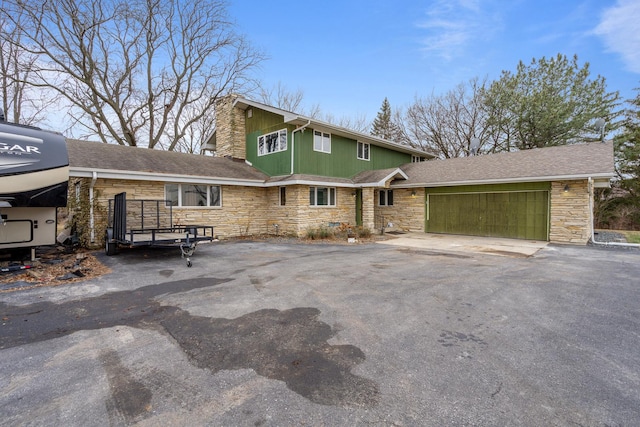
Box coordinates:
[105,192,214,267]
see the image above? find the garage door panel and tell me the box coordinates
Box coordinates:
[426,191,548,240]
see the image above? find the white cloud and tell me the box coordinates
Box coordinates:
[594,0,640,73]
[415,0,500,61]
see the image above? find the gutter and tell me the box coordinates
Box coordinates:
[290,120,311,175]
[90,171,98,243]
[588,177,640,248]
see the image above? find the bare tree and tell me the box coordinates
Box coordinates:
[400,78,488,158]
[259,81,305,113]
[0,11,58,125]
[2,0,264,150]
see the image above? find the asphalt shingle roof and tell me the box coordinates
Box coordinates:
[398,142,614,187]
[66,140,615,187]
[66,139,268,182]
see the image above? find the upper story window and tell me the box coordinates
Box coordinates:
[412,155,424,162]
[357,141,370,160]
[309,186,336,206]
[258,129,287,156]
[313,130,331,153]
[165,184,221,207]
[379,189,393,206]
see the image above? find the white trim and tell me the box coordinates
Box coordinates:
[165,183,222,207]
[313,130,331,153]
[233,97,432,157]
[309,186,337,207]
[69,167,265,186]
[265,179,352,188]
[391,173,614,189]
[357,141,370,161]
[257,128,287,156]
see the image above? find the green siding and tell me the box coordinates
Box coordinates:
[425,183,550,240]
[294,130,411,178]
[245,108,293,176]
[244,108,414,178]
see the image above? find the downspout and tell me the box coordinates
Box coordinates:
[290,120,311,175]
[89,171,98,243]
[589,177,640,248]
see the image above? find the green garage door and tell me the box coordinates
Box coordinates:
[426,184,549,241]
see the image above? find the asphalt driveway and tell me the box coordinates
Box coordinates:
[1,238,639,426]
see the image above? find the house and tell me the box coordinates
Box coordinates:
[67,95,614,247]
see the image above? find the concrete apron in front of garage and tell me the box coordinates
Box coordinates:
[377,232,548,257]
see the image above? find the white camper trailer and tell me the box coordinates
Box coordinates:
[0,121,69,252]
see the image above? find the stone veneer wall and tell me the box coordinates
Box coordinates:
[76,178,272,245]
[72,178,594,246]
[214,95,246,159]
[374,188,425,232]
[287,186,357,236]
[361,188,375,231]
[549,179,591,244]
[73,179,363,244]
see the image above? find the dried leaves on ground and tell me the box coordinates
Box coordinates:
[0,246,110,292]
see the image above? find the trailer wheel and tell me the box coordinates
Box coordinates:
[105,230,117,256]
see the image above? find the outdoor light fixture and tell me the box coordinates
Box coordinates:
[351,191,356,197]
[411,190,417,197]
[563,184,570,193]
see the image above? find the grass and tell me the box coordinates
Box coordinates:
[620,230,640,243]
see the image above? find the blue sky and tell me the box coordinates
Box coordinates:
[229,0,640,122]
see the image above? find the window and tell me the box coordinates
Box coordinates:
[313,130,331,153]
[309,187,336,206]
[258,129,287,156]
[379,189,393,206]
[412,155,424,163]
[357,141,370,160]
[279,186,286,206]
[165,184,222,207]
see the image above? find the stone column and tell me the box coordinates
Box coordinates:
[214,95,246,159]
[361,187,375,231]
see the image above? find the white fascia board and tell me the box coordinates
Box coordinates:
[264,179,354,188]
[234,96,432,158]
[391,173,615,188]
[380,168,409,182]
[70,167,266,187]
[233,98,298,122]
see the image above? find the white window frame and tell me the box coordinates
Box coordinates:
[313,130,331,153]
[412,155,424,163]
[165,183,222,207]
[357,141,370,161]
[258,129,287,156]
[309,186,336,207]
[379,189,394,206]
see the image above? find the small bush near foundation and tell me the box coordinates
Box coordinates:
[305,226,334,240]
[355,226,372,238]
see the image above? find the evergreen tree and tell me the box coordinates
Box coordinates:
[615,87,640,199]
[371,97,402,141]
[596,86,640,230]
[482,54,620,150]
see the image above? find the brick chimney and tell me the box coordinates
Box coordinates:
[214,94,246,159]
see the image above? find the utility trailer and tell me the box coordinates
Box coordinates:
[0,120,69,258]
[105,192,214,267]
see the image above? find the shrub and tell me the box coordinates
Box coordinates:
[355,226,372,238]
